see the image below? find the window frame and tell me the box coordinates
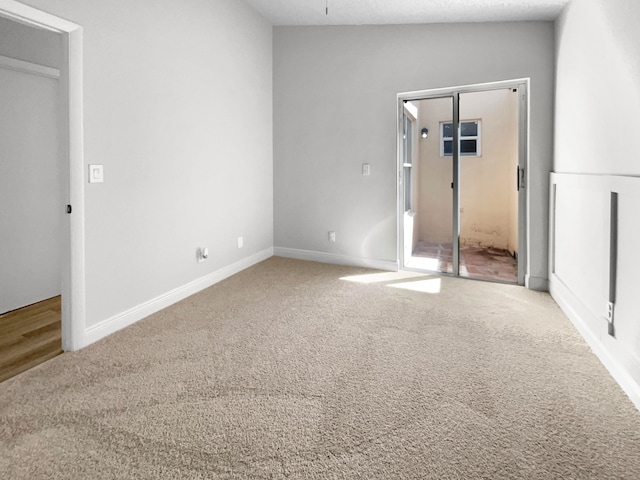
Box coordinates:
[440,120,482,157]
[403,111,415,213]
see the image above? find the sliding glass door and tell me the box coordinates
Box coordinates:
[399,81,527,285]
[402,97,454,274]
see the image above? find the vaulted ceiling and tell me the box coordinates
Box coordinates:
[243,0,570,26]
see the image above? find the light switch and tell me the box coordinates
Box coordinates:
[362,163,371,176]
[89,164,104,183]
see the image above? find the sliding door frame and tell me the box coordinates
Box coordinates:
[397,78,529,285]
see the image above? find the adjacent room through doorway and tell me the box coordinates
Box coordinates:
[0,16,65,381]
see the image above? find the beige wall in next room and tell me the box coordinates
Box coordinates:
[416,89,519,253]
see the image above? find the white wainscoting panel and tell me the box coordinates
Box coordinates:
[550,173,640,411]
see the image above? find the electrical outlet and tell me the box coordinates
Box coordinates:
[237,236,244,249]
[606,301,614,322]
[328,231,336,242]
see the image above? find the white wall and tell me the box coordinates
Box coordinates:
[0,18,63,314]
[555,0,640,176]
[273,22,555,286]
[0,15,62,67]
[0,67,61,313]
[19,0,273,334]
[553,0,640,409]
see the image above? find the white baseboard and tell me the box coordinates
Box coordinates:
[526,274,549,291]
[550,275,640,412]
[81,247,274,349]
[274,247,398,272]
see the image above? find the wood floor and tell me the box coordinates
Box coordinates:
[0,296,62,383]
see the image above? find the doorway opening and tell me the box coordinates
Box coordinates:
[0,40,63,380]
[398,80,528,285]
[0,1,85,367]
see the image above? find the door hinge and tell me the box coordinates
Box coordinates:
[66,204,72,214]
[517,166,525,191]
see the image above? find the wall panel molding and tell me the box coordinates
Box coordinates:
[549,172,640,411]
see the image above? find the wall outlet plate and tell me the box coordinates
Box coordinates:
[606,301,614,322]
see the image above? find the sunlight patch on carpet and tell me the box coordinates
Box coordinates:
[340,270,429,284]
[386,278,442,294]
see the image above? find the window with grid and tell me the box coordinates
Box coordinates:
[440,120,481,157]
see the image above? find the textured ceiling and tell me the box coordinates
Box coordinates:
[243,0,570,26]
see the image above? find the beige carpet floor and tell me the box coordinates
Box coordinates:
[1,257,639,479]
